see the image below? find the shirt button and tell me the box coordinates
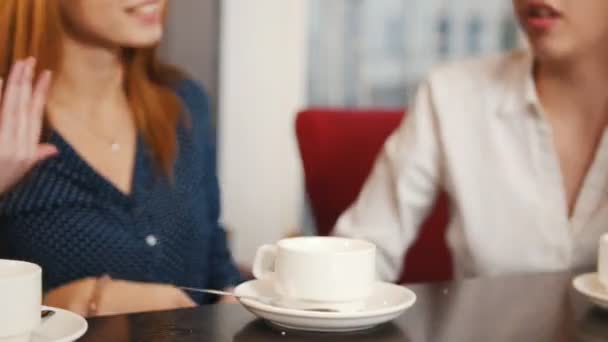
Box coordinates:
[145,235,158,247]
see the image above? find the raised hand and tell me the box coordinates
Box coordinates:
[0,58,56,194]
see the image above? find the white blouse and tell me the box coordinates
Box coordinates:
[334,50,608,282]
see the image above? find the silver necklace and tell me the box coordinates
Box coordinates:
[110,142,121,152]
[63,113,123,153]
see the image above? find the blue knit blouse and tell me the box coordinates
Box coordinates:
[0,79,242,304]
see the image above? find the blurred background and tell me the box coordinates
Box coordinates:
[162,0,519,267]
[309,0,518,107]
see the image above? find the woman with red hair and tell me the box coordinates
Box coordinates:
[0,0,241,316]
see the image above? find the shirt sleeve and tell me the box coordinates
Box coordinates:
[333,80,443,282]
[178,79,244,291]
[203,142,244,290]
[206,184,244,290]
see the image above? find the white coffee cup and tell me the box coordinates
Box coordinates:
[598,234,608,288]
[252,237,376,312]
[0,260,42,342]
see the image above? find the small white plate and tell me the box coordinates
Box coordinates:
[234,279,416,333]
[31,306,88,342]
[572,272,608,309]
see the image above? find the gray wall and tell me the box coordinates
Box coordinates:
[161,0,221,111]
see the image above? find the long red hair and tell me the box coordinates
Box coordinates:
[0,0,183,175]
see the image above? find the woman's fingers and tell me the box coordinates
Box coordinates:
[0,60,25,141]
[0,58,56,191]
[17,58,36,156]
[30,70,52,145]
[34,143,58,164]
[0,78,4,115]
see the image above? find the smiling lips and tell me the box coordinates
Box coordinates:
[126,1,162,24]
[524,2,562,31]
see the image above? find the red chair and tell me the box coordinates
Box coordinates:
[295,108,453,284]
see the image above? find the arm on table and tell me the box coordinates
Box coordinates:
[186,80,244,299]
[44,278,196,317]
[333,81,444,282]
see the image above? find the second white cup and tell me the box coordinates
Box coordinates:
[0,259,42,342]
[252,237,376,312]
[598,233,608,288]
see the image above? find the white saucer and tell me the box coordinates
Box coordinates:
[572,272,608,309]
[31,306,88,342]
[234,279,416,333]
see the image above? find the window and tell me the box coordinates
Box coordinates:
[308,0,519,107]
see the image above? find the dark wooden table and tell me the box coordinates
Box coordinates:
[81,272,608,342]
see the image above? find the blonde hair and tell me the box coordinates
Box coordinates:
[0,0,184,175]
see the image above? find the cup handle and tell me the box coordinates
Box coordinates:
[252,245,278,280]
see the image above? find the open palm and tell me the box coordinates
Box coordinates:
[0,58,56,194]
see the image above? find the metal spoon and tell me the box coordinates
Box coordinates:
[178,287,276,304]
[41,310,55,322]
[178,287,339,313]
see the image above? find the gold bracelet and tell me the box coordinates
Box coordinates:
[87,274,111,317]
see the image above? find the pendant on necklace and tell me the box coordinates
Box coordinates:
[111,142,121,152]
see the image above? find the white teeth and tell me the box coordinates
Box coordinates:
[530,7,554,18]
[133,3,159,15]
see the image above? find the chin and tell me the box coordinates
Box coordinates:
[122,30,163,48]
[528,39,576,64]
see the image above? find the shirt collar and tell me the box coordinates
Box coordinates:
[499,49,542,117]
